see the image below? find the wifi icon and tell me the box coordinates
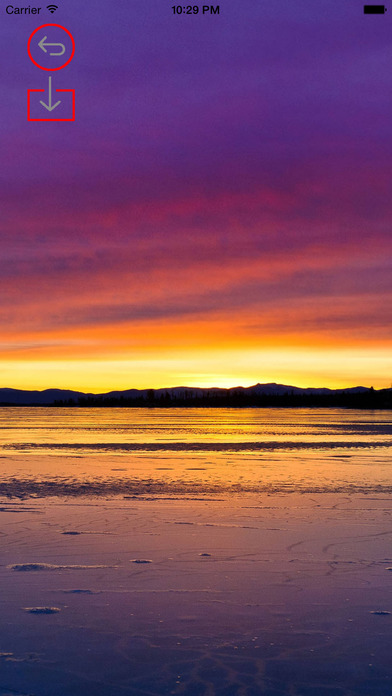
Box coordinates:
[47,4,58,12]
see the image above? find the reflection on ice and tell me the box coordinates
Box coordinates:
[0,408,391,695]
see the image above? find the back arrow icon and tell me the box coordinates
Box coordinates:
[38,36,66,56]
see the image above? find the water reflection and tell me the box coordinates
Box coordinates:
[0,408,391,497]
[0,409,391,694]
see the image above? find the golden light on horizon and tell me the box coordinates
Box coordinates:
[1,345,391,393]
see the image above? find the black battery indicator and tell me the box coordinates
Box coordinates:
[364,4,387,12]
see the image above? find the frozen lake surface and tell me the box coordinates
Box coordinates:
[0,408,391,695]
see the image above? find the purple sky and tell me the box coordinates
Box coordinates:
[0,0,391,389]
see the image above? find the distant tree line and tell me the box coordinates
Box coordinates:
[50,388,392,409]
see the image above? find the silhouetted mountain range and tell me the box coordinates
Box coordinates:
[0,383,391,408]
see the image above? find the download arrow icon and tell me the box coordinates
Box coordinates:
[38,35,66,56]
[39,76,61,112]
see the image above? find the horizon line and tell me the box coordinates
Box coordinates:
[0,381,382,395]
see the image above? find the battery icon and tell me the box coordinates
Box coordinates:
[364,4,387,12]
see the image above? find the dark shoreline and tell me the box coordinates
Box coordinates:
[1,392,391,409]
[1,383,391,409]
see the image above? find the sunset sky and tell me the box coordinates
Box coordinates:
[0,0,391,391]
